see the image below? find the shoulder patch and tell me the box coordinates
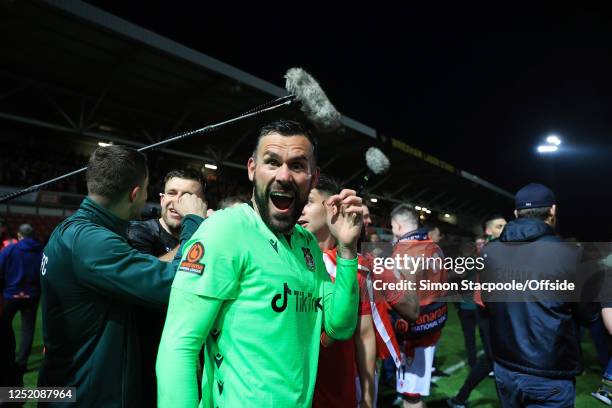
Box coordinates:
[179,242,205,275]
[187,242,204,262]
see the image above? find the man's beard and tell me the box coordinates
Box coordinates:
[253,175,308,234]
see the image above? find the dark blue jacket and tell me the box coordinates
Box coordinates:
[484,217,598,379]
[0,237,43,299]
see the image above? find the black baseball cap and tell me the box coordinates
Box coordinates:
[515,183,556,210]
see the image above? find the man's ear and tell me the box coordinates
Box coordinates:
[550,204,556,218]
[513,209,518,219]
[310,167,320,189]
[129,185,141,203]
[247,157,256,182]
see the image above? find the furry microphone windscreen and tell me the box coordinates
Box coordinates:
[285,68,342,132]
[365,147,391,175]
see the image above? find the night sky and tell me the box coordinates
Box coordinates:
[85,2,612,240]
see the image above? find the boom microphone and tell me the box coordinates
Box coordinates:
[285,68,341,132]
[0,68,341,203]
[358,147,391,196]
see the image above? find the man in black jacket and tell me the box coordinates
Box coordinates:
[483,183,599,408]
[127,168,206,407]
[128,169,207,258]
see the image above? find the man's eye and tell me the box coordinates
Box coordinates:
[266,159,280,167]
[291,163,305,171]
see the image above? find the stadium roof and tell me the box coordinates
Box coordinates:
[0,0,513,226]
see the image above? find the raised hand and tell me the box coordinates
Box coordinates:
[325,189,363,259]
[173,193,208,219]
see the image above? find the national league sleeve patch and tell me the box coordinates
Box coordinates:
[178,242,205,275]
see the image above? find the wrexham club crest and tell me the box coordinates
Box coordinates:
[302,247,315,271]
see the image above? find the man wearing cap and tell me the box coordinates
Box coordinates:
[483,183,599,408]
[0,223,43,383]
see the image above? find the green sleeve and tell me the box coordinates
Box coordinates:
[322,256,359,340]
[172,211,243,299]
[156,287,222,408]
[72,215,203,307]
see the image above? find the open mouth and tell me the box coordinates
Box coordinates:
[270,191,295,212]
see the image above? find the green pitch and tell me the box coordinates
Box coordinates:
[13,305,604,407]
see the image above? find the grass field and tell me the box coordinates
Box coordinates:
[12,305,605,407]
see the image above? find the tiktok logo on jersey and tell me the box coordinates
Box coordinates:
[271,282,322,313]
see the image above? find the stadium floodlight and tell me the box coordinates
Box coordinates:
[425,209,432,214]
[546,135,561,146]
[537,145,558,153]
[444,213,451,218]
[370,198,378,203]
[415,206,422,211]
[421,207,428,212]
[204,163,218,170]
[98,141,113,147]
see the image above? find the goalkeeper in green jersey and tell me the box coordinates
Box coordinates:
[156,120,363,407]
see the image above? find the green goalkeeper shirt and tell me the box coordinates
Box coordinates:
[156,203,358,408]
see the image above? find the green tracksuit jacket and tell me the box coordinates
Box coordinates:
[37,197,203,407]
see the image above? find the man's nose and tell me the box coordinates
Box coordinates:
[275,163,292,183]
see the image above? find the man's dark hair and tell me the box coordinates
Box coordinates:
[86,145,148,202]
[516,206,551,220]
[482,214,505,231]
[252,119,318,166]
[314,174,340,198]
[163,169,206,191]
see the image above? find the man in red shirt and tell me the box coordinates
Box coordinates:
[390,205,448,408]
[299,174,374,407]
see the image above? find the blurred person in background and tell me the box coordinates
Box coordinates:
[447,215,507,408]
[483,214,507,241]
[592,303,612,405]
[0,223,43,384]
[390,205,448,408]
[425,223,443,244]
[0,217,18,251]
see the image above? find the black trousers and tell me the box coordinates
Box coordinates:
[456,307,494,403]
[0,307,20,387]
[2,297,39,369]
[456,305,478,368]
